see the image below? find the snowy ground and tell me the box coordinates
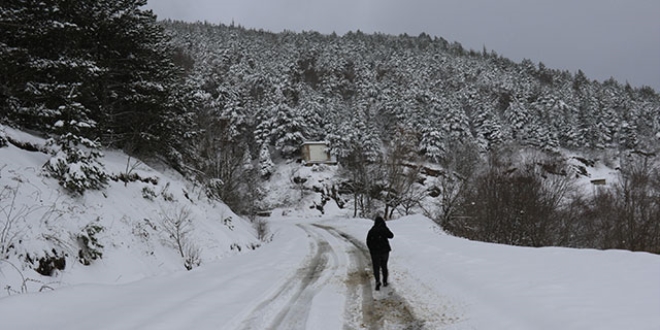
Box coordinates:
[1,127,659,329]
[1,211,659,329]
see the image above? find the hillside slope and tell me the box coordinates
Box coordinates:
[0,127,260,297]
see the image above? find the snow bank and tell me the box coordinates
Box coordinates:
[330,215,660,329]
[0,127,260,297]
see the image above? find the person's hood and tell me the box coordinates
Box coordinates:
[374,216,386,227]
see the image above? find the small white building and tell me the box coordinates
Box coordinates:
[301,141,336,165]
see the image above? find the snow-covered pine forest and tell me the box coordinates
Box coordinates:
[161,19,660,252]
[1,0,660,288]
[162,19,660,155]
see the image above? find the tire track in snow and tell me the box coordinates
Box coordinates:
[237,224,340,330]
[236,223,426,330]
[314,225,426,330]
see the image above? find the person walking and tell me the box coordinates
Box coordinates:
[366,216,394,291]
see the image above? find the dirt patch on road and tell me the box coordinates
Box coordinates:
[345,269,369,287]
[370,289,426,330]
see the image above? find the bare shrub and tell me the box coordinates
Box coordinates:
[1,185,34,259]
[614,153,660,252]
[339,154,382,219]
[572,152,660,253]
[161,207,201,270]
[1,259,28,295]
[184,107,262,215]
[449,148,660,254]
[184,244,201,270]
[435,141,481,228]
[332,126,384,219]
[122,153,144,187]
[0,186,20,259]
[254,218,271,242]
[381,128,426,219]
[451,153,573,247]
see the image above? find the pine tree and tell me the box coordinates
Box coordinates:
[0,0,98,133]
[296,89,326,140]
[258,144,274,179]
[44,133,108,195]
[618,121,639,150]
[440,96,472,144]
[474,106,505,151]
[0,0,181,155]
[503,98,532,143]
[216,86,247,142]
[89,0,181,154]
[269,102,306,158]
[418,127,444,163]
[532,95,577,148]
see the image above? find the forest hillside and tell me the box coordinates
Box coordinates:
[162,19,660,159]
[156,20,660,253]
[1,1,659,268]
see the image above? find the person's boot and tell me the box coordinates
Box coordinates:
[375,282,381,291]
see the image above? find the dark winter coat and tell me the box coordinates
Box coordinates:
[366,217,394,254]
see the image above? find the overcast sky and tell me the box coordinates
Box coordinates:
[145,0,660,91]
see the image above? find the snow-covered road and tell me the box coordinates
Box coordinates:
[0,219,435,330]
[1,215,659,330]
[232,223,360,329]
[227,223,426,329]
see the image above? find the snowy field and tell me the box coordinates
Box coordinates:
[1,127,659,329]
